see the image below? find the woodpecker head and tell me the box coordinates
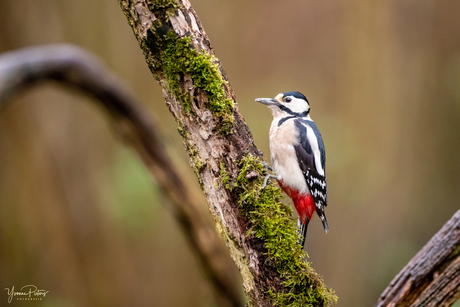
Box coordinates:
[255,91,310,117]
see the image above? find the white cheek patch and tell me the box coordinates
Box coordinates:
[285,97,310,114]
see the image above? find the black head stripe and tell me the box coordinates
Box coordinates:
[278,115,296,127]
[278,104,309,117]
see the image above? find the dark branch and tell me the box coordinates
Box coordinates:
[375,210,460,307]
[0,44,242,307]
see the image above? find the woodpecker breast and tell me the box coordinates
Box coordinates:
[269,117,309,194]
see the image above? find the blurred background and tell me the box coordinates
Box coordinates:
[0,0,459,306]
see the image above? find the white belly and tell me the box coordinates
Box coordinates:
[269,118,309,194]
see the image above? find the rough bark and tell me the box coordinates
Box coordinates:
[375,210,460,307]
[0,44,242,307]
[117,1,336,306]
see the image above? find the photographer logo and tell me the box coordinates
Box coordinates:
[4,285,49,303]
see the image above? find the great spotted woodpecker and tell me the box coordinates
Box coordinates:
[256,91,328,247]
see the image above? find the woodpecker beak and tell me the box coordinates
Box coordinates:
[255,98,279,106]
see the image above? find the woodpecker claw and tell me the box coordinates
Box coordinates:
[262,174,271,188]
[261,174,280,189]
[262,161,273,171]
[261,162,277,188]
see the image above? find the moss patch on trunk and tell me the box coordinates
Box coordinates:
[161,32,234,134]
[222,154,337,306]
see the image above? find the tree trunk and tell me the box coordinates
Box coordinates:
[117,0,336,306]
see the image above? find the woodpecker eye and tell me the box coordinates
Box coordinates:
[285,97,292,103]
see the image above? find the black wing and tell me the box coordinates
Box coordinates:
[294,119,329,232]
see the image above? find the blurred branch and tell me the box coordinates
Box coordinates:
[0,44,242,307]
[375,210,460,307]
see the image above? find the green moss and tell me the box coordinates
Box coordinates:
[161,32,235,134]
[124,0,235,134]
[220,162,231,189]
[189,144,205,174]
[222,155,337,306]
[147,0,181,17]
[177,119,188,139]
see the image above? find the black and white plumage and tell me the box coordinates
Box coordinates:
[256,91,328,246]
[293,118,329,229]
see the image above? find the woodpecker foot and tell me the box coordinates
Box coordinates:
[262,161,273,171]
[261,174,280,188]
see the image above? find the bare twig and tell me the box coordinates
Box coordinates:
[0,44,242,307]
[375,210,460,307]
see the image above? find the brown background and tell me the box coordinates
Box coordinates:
[0,0,459,306]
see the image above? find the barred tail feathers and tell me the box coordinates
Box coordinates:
[316,206,329,233]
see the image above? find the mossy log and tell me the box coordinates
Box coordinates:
[117,0,336,306]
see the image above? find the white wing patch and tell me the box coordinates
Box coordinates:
[300,121,325,176]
